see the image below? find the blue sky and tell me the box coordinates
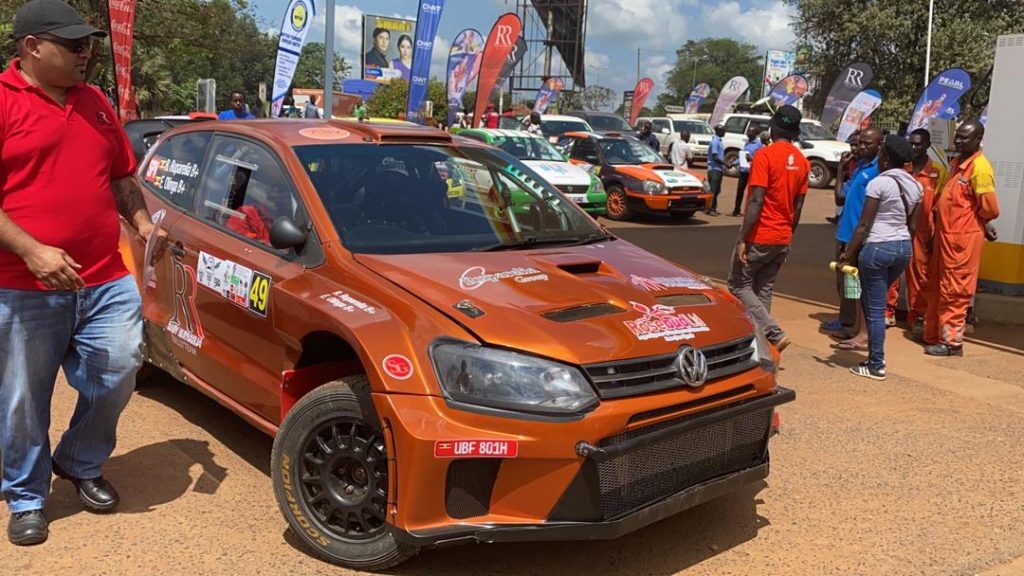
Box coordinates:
[251,0,796,108]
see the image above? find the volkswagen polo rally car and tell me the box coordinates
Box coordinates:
[120,119,794,570]
[457,128,607,216]
[557,131,711,221]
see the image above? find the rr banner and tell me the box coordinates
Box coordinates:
[767,74,809,108]
[405,0,446,123]
[533,77,564,114]
[908,68,972,133]
[836,89,882,143]
[490,37,527,102]
[628,78,654,127]
[684,83,711,114]
[108,0,139,122]
[820,63,874,130]
[445,29,484,127]
[271,0,316,118]
[473,13,522,127]
[710,76,749,127]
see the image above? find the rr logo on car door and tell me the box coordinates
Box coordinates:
[168,259,205,353]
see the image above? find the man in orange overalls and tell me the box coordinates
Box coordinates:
[923,120,999,356]
[899,128,947,335]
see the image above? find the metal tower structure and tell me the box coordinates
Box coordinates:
[510,0,587,104]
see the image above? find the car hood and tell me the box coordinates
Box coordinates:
[523,160,592,186]
[354,241,755,365]
[650,168,704,188]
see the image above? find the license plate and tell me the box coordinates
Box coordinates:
[566,194,587,204]
[434,440,519,458]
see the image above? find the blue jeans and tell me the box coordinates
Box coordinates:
[859,241,912,368]
[0,274,143,513]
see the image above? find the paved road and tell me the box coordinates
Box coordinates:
[3,178,1024,575]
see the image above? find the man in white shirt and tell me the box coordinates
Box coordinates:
[670,130,693,170]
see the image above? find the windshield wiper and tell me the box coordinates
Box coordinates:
[568,232,614,246]
[473,235,586,252]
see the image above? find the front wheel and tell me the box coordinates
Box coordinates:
[271,375,417,570]
[808,159,834,189]
[605,185,632,221]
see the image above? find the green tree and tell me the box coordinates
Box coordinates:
[786,0,1024,125]
[582,85,615,111]
[366,78,448,122]
[292,42,350,91]
[656,38,762,115]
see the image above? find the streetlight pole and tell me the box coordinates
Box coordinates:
[924,0,934,88]
[324,0,335,118]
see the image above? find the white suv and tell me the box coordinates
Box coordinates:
[721,113,850,189]
[636,115,714,163]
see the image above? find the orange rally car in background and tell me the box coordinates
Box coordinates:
[557,131,711,221]
[120,119,793,570]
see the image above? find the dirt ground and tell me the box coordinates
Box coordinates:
[3,177,1024,575]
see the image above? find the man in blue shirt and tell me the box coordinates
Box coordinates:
[706,123,727,216]
[732,125,764,216]
[218,92,255,120]
[830,126,882,341]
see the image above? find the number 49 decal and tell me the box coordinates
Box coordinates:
[248,272,271,317]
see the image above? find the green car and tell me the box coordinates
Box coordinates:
[458,129,607,216]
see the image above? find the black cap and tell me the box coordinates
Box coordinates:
[883,135,913,166]
[12,0,106,41]
[771,105,802,133]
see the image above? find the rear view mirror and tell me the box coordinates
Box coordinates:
[269,217,307,251]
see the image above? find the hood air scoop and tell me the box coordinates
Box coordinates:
[542,302,625,323]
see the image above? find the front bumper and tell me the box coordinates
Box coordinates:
[380,384,794,547]
[629,190,711,214]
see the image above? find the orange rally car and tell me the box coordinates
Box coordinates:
[557,131,711,221]
[120,119,794,570]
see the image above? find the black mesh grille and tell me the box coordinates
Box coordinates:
[596,406,772,519]
[583,336,758,399]
[543,302,625,322]
[559,184,590,195]
[445,459,501,519]
[655,294,711,307]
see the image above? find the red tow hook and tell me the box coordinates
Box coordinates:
[769,410,781,437]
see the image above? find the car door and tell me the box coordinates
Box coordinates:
[165,134,313,424]
[135,130,214,378]
[651,119,672,153]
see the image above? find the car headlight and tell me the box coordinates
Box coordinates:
[643,180,667,194]
[432,342,598,415]
[592,176,605,193]
[748,325,777,373]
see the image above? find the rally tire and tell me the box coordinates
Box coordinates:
[271,375,417,571]
[724,150,740,178]
[808,159,833,189]
[605,185,632,221]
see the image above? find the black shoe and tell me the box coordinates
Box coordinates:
[826,216,839,224]
[7,510,48,546]
[924,343,963,357]
[706,209,721,217]
[731,211,741,217]
[52,460,120,513]
[850,361,887,381]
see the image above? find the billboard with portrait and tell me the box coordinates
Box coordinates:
[362,14,416,83]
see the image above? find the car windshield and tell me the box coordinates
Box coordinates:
[293,144,603,255]
[541,120,590,138]
[801,122,835,141]
[676,121,713,135]
[491,134,565,161]
[599,138,664,165]
[587,115,632,132]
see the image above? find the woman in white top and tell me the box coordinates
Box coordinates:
[840,136,923,380]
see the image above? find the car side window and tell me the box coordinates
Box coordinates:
[723,117,748,134]
[141,131,212,211]
[652,119,671,134]
[570,139,600,163]
[197,136,300,250]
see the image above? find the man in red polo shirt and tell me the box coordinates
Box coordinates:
[728,105,811,352]
[0,0,160,546]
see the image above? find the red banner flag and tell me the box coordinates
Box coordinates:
[108,0,138,122]
[629,77,654,127]
[473,12,522,128]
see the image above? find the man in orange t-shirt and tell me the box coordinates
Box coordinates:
[728,105,810,351]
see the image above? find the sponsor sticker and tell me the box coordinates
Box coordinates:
[144,155,201,196]
[458,266,548,290]
[319,291,378,314]
[623,301,710,342]
[434,440,518,458]
[298,127,351,140]
[382,354,414,380]
[630,274,712,291]
[197,252,271,316]
[168,260,204,354]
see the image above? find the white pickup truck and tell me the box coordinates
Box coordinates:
[721,113,850,189]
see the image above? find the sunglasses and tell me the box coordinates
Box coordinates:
[36,34,92,54]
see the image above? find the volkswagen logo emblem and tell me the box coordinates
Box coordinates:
[676,346,708,387]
